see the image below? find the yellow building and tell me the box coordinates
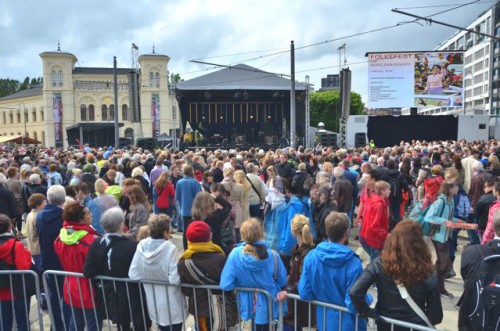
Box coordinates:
[0,49,179,147]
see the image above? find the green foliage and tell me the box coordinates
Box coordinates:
[309,90,365,131]
[0,76,43,98]
[169,73,183,84]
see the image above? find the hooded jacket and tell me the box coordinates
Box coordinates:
[36,204,64,271]
[220,241,287,324]
[424,194,459,243]
[128,238,187,327]
[0,235,32,301]
[54,221,100,309]
[360,194,389,250]
[298,241,370,331]
[279,195,314,256]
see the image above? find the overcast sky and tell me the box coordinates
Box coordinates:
[0,0,496,103]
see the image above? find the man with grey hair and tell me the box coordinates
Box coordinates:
[36,184,67,330]
[459,208,500,330]
[84,207,151,330]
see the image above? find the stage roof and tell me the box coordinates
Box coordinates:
[176,64,306,91]
[0,135,41,144]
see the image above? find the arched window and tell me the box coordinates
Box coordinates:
[155,72,160,88]
[52,70,57,87]
[17,113,20,123]
[33,132,38,140]
[89,104,95,121]
[40,108,44,121]
[101,104,108,121]
[109,104,115,120]
[150,72,154,87]
[2,112,5,124]
[9,114,13,124]
[80,104,87,121]
[58,71,63,87]
[122,104,129,121]
[24,111,28,123]
[32,109,37,122]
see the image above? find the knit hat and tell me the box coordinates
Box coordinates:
[186,221,211,243]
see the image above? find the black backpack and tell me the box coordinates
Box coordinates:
[468,254,500,330]
[389,173,402,199]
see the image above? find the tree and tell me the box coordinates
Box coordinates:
[309,90,365,132]
[0,79,21,98]
[169,73,183,85]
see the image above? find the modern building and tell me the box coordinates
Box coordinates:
[319,74,340,91]
[0,48,179,147]
[402,2,500,116]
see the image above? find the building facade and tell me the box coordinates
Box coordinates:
[403,3,500,116]
[0,49,179,147]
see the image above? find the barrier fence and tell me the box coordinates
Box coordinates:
[0,269,442,330]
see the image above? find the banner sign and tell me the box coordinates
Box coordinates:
[367,52,464,108]
[152,94,160,138]
[52,93,63,147]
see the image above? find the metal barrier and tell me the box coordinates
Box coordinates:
[42,270,275,331]
[279,293,442,331]
[0,269,44,331]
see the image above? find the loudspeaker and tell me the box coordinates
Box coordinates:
[320,133,337,147]
[354,132,366,147]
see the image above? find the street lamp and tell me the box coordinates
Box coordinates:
[19,103,26,145]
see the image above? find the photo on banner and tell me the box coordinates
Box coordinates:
[152,94,160,138]
[366,51,464,108]
[52,93,63,147]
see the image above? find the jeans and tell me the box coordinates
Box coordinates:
[67,305,102,331]
[0,297,30,331]
[182,216,193,249]
[360,241,381,263]
[467,214,481,244]
[158,322,183,331]
[390,203,401,223]
[173,201,182,229]
[47,274,71,331]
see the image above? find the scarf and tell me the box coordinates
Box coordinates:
[180,241,224,260]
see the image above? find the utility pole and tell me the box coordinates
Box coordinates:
[290,40,296,149]
[113,57,119,148]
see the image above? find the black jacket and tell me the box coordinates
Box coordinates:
[276,161,295,182]
[83,235,150,329]
[474,192,496,230]
[211,167,224,183]
[350,258,443,330]
[458,240,500,331]
[312,201,337,242]
[0,185,17,219]
[203,196,231,248]
[381,169,409,205]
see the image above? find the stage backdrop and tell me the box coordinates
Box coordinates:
[366,51,464,108]
[367,115,458,147]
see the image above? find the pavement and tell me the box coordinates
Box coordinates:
[25,227,465,330]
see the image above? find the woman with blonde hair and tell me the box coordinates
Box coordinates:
[222,167,244,241]
[126,185,150,239]
[277,214,316,330]
[220,218,287,331]
[233,170,250,222]
[191,191,231,248]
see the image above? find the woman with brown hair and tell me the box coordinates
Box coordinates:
[154,171,175,217]
[233,170,250,222]
[191,191,231,248]
[126,185,150,239]
[350,220,443,330]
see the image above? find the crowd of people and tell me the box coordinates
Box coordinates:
[0,139,500,330]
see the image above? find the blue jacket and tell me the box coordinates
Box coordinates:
[220,241,287,324]
[265,200,289,252]
[46,172,63,187]
[279,195,315,256]
[424,194,459,243]
[36,204,63,271]
[175,176,201,217]
[298,241,370,331]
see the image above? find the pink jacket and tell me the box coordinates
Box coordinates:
[482,199,500,244]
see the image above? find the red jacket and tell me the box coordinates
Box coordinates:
[360,194,389,250]
[156,182,175,209]
[0,236,32,300]
[54,221,100,309]
[423,176,443,209]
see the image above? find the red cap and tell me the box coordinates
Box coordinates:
[186,221,211,243]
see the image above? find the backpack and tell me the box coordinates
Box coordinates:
[410,197,446,236]
[468,254,500,330]
[389,174,402,200]
[454,193,471,220]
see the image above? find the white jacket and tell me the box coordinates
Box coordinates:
[129,238,187,327]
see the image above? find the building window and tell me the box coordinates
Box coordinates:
[155,72,160,88]
[58,71,63,87]
[122,104,129,121]
[2,112,5,124]
[33,132,38,140]
[101,105,108,121]
[17,113,20,123]
[24,112,28,123]
[52,70,57,87]
[32,110,36,122]
[150,72,154,87]
[110,104,115,120]
[172,105,176,120]
[40,109,44,121]
[42,131,45,143]
[81,104,87,121]
[89,104,95,121]
[9,114,13,124]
